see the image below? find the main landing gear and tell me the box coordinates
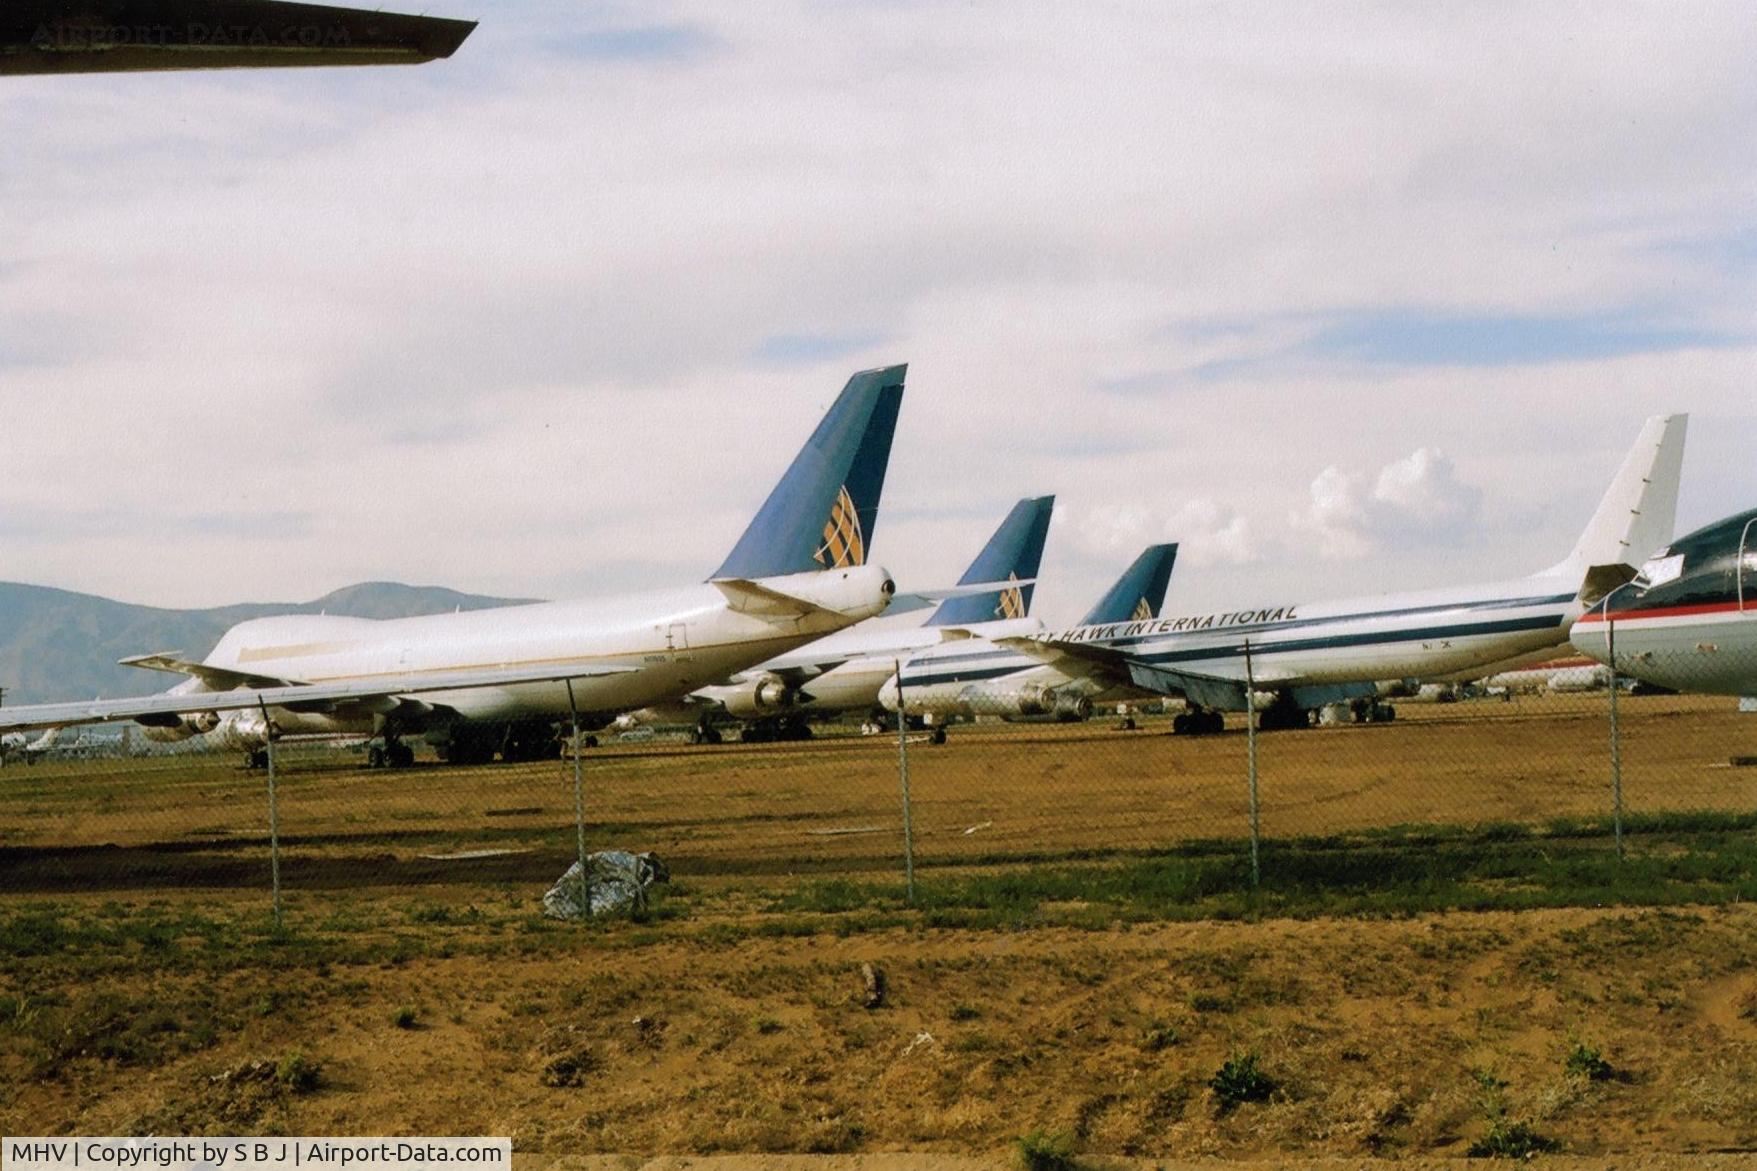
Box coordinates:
[367,739,415,769]
[1172,706,1226,735]
[738,717,814,744]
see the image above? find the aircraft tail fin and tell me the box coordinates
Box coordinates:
[924,496,1055,626]
[1079,543,1179,625]
[712,365,906,580]
[1540,413,1687,583]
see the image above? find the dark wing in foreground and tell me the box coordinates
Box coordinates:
[0,662,634,734]
[1,1,474,75]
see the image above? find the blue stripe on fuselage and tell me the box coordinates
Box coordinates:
[899,608,1571,688]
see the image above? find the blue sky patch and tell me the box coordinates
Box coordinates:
[548,23,718,63]
[753,331,889,365]
[1307,308,1743,367]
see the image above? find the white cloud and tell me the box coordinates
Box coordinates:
[1295,448,1484,560]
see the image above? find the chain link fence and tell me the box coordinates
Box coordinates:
[2,646,1754,917]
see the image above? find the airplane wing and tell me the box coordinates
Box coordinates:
[992,635,1381,712]
[1,1,476,76]
[0,662,637,734]
[993,635,1254,711]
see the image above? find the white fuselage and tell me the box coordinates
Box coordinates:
[181,566,894,738]
[886,572,1586,717]
[676,614,1046,722]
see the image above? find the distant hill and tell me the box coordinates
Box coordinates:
[0,581,537,704]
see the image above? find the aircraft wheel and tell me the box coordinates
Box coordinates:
[704,728,722,745]
[390,742,415,768]
[1172,712,1190,735]
[930,727,947,745]
[584,734,599,749]
[367,744,386,769]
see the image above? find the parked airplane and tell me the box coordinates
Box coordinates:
[2,1,474,74]
[883,414,1686,735]
[1570,505,1757,696]
[0,365,908,767]
[629,494,1058,742]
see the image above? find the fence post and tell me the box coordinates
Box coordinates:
[894,660,916,905]
[1243,640,1261,890]
[565,679,592,914]
[1607,616,1625,861]
[257,698,282,926]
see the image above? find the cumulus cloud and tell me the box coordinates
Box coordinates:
[1296,448,1484,559]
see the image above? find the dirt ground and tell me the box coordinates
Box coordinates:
[2,693,1756,1159]
[2,692,1753,890]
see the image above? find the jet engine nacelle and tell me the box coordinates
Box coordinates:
[138,709,221,743]
[966,682,1091,721]
[720,673,801,719]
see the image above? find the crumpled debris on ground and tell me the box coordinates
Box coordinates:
[542,850,670,919]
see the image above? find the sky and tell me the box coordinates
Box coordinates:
[2,1,1754,626]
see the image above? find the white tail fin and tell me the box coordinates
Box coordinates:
[1542,413,1687,580]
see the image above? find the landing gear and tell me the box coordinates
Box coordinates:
[1349,697,1397,723]
[244,747,269,770]
[1172,707,1225,735]
[437,731,494,765]
[735,717,814,744]
[929,726,947,745]
[500,721,560,763]
[368,740,415,769]
[1255,693,1311,732]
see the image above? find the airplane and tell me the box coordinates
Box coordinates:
[882,414,1687,736]
[0,365,908,768]
[626,494,1058,743]
[0,726,119,765]
[872,541,1182,738]
[1569,505,1757,696]
[2,1,474,74]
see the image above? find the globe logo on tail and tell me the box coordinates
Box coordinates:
[1131,596,1153,621]
[997,572,1026,620]
[814,485,866,568]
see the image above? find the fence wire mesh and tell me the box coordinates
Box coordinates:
[2,647,1753,914]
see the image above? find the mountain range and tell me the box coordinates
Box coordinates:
[0,581,535,705]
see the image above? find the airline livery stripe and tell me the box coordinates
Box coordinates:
[1060,592,1577,647]
[900,611,1571,688]
[1578,601,1750,624]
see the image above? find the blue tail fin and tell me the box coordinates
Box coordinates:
[924,495,1056,626]
[1079,543,1178,624]
[712,365,906,579]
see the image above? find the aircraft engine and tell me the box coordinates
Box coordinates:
[1050,691,1094,722]
[966,682,1089,720]
[138,709,221,743]
[720,674,801,719]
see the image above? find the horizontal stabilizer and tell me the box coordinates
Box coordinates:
[710,578,828,619]
[120,653,297,691]
[0,662,638,735]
